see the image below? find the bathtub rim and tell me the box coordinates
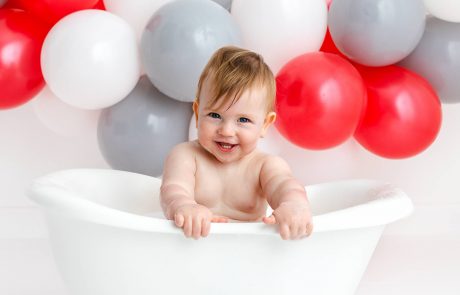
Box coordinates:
[26,169,414,236]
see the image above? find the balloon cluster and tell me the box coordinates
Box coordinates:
[0,0,458,175]
[276,0,455,159]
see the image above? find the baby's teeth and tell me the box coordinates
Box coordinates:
[219,142,232,149]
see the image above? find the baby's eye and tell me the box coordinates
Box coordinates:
[238,117,251,123]
[208,112,221,119]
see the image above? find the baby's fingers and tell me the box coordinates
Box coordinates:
[201,218,211,237]
[191,216,203,239]
[262,215,276,225]
[279,223,291,240]
[306,222,314,237]
[174,213,185,227]
[289,224,302,239]
[183,215,193,238]
[211,215,229,223]
[297,222,314,239]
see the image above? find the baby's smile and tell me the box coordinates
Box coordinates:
[215,141,238,152]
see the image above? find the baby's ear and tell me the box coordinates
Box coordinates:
[192,99,199,128]
[261,112,276,137]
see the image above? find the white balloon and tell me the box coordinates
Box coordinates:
[41,10,140,110]
[231,0,327,74]
[103,0,174,43]
[32,87,100,137]
[424,0,460,23]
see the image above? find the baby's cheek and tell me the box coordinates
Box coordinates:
[240,136,259,153]
[241,129,261,143]
[198,125,214,137]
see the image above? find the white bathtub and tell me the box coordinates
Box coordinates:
[27,169,413,295]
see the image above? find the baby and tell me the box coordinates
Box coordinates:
[160,46,313,240]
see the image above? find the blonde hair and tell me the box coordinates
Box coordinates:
[195,46,276,113]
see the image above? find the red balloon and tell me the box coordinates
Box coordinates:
[275,52,366,150]
[93,0,106,10]
[320,27,344,56]
[354,65,442,159]
[0,9,50,110]
[7,0,98,25]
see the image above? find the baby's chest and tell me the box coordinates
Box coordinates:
[194,170,263,211]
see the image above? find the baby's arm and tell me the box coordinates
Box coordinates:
[259,156,313,240]
[160,143,226,239]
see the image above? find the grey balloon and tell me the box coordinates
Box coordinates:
[98,76,193,177]
[0,0,6,7]
[328,0,426,66]
[212,0,232,11]
[141,0,241,102]
[399,17,460,104]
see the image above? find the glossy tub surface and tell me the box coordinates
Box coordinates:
[27,169,413,295]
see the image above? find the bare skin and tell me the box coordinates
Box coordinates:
[160,79,313,240]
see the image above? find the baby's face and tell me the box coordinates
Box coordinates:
[194,80,276,164]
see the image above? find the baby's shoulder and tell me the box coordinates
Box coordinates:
[248,151,284,171]
[256,152,291,173]
[168,141,189,152]
[167,141,199,159]
[252,151,284,164]
[168,140,209,159]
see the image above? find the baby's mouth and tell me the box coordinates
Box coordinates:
[215,141,238,152]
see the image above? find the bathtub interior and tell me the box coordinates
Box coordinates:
[35,169,163,214]
[29,169,412,228]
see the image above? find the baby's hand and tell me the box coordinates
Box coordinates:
[174,204,228,239]
[262,201,313,240]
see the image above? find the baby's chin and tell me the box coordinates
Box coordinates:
[207,147,238,164]
[213,148,260,164]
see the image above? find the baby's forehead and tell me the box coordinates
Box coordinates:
[204,85,268,110]
[205,96,267,115]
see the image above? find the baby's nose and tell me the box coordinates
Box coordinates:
[218,122,235,136]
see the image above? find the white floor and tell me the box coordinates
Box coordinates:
[1,234,459,295]
[356,235,460,295]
